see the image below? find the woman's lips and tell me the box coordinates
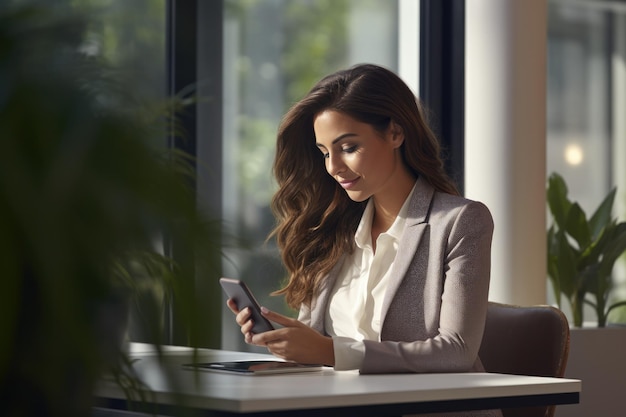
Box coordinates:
[338,177,360,189]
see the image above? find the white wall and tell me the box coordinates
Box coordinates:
[465,0,548,305]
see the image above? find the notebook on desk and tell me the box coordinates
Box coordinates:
[182,360,324,375]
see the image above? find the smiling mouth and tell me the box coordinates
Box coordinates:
[338,178,360,189]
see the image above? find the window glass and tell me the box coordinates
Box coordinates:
[547,3,610,211]
[547,1,626,323]
[69,0,166,103]
[64,0,167,340]
[222,0,399,351]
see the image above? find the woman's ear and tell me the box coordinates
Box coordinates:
[388,121,405,148]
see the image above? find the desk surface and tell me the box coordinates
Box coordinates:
[95,343,581,416]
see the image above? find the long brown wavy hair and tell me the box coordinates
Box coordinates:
[270,63,458,309]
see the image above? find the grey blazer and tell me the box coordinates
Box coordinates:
[298,176,494,375]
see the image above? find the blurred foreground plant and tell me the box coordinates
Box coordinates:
[0,4,220,416]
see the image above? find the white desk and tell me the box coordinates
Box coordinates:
[95,343,580,416]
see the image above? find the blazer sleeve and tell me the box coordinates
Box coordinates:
[360,200,494,374]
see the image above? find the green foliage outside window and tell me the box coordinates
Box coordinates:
[225,0,351,229]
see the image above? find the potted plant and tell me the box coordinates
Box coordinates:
[546,172,626,327]
[0,4,219,416]
[547,172,626,417]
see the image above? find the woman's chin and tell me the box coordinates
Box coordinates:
[344,190,371,203]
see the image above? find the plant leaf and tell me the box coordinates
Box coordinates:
[564,202,591,250]
[597,223,626,279]
[547,225,561,306]
[589,187,617,240]
[555,230,579,299]
[547,173,572,230]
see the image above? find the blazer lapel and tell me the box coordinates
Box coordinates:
[379,177,435,326]
[308,177,435,334]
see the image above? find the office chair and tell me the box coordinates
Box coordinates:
[478,302,570,417]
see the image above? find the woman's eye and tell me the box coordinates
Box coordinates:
[342,145,357,153]
[322,152,329,159]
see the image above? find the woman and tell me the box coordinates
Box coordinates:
[228,63,494,381]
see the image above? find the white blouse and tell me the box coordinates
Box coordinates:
[325,183,416,370]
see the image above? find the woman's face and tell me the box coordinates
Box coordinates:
[314,110,405,202]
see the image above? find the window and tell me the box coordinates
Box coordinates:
[547,0,626,323]
[220,0,401,352]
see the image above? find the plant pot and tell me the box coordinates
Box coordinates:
[555,326,626,417]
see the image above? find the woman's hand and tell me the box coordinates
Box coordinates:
[226,300,334,366]
[254,307,335,366]
[226,298,262,337]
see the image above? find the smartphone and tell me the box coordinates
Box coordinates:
[219,277,275,333]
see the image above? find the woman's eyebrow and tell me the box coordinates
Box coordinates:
[316,132,358,147]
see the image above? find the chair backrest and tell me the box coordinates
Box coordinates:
[478,302,570,417]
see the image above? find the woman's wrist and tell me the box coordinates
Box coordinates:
[322,336,335,366]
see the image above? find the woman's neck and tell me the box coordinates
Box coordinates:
[371,169,416,241]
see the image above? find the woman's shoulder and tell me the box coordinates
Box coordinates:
[409,178,492,226]
[430,191,493,226]
[434,191,489,210]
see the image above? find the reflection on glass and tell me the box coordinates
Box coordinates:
[563,142,584,166]
[222,0,399,351]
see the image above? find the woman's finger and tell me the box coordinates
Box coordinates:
[235,307,252,326]
[260,307,301,327]
[226,298,239,314]
[240,318,255,335]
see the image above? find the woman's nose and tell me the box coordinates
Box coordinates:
[326,153,344,176]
